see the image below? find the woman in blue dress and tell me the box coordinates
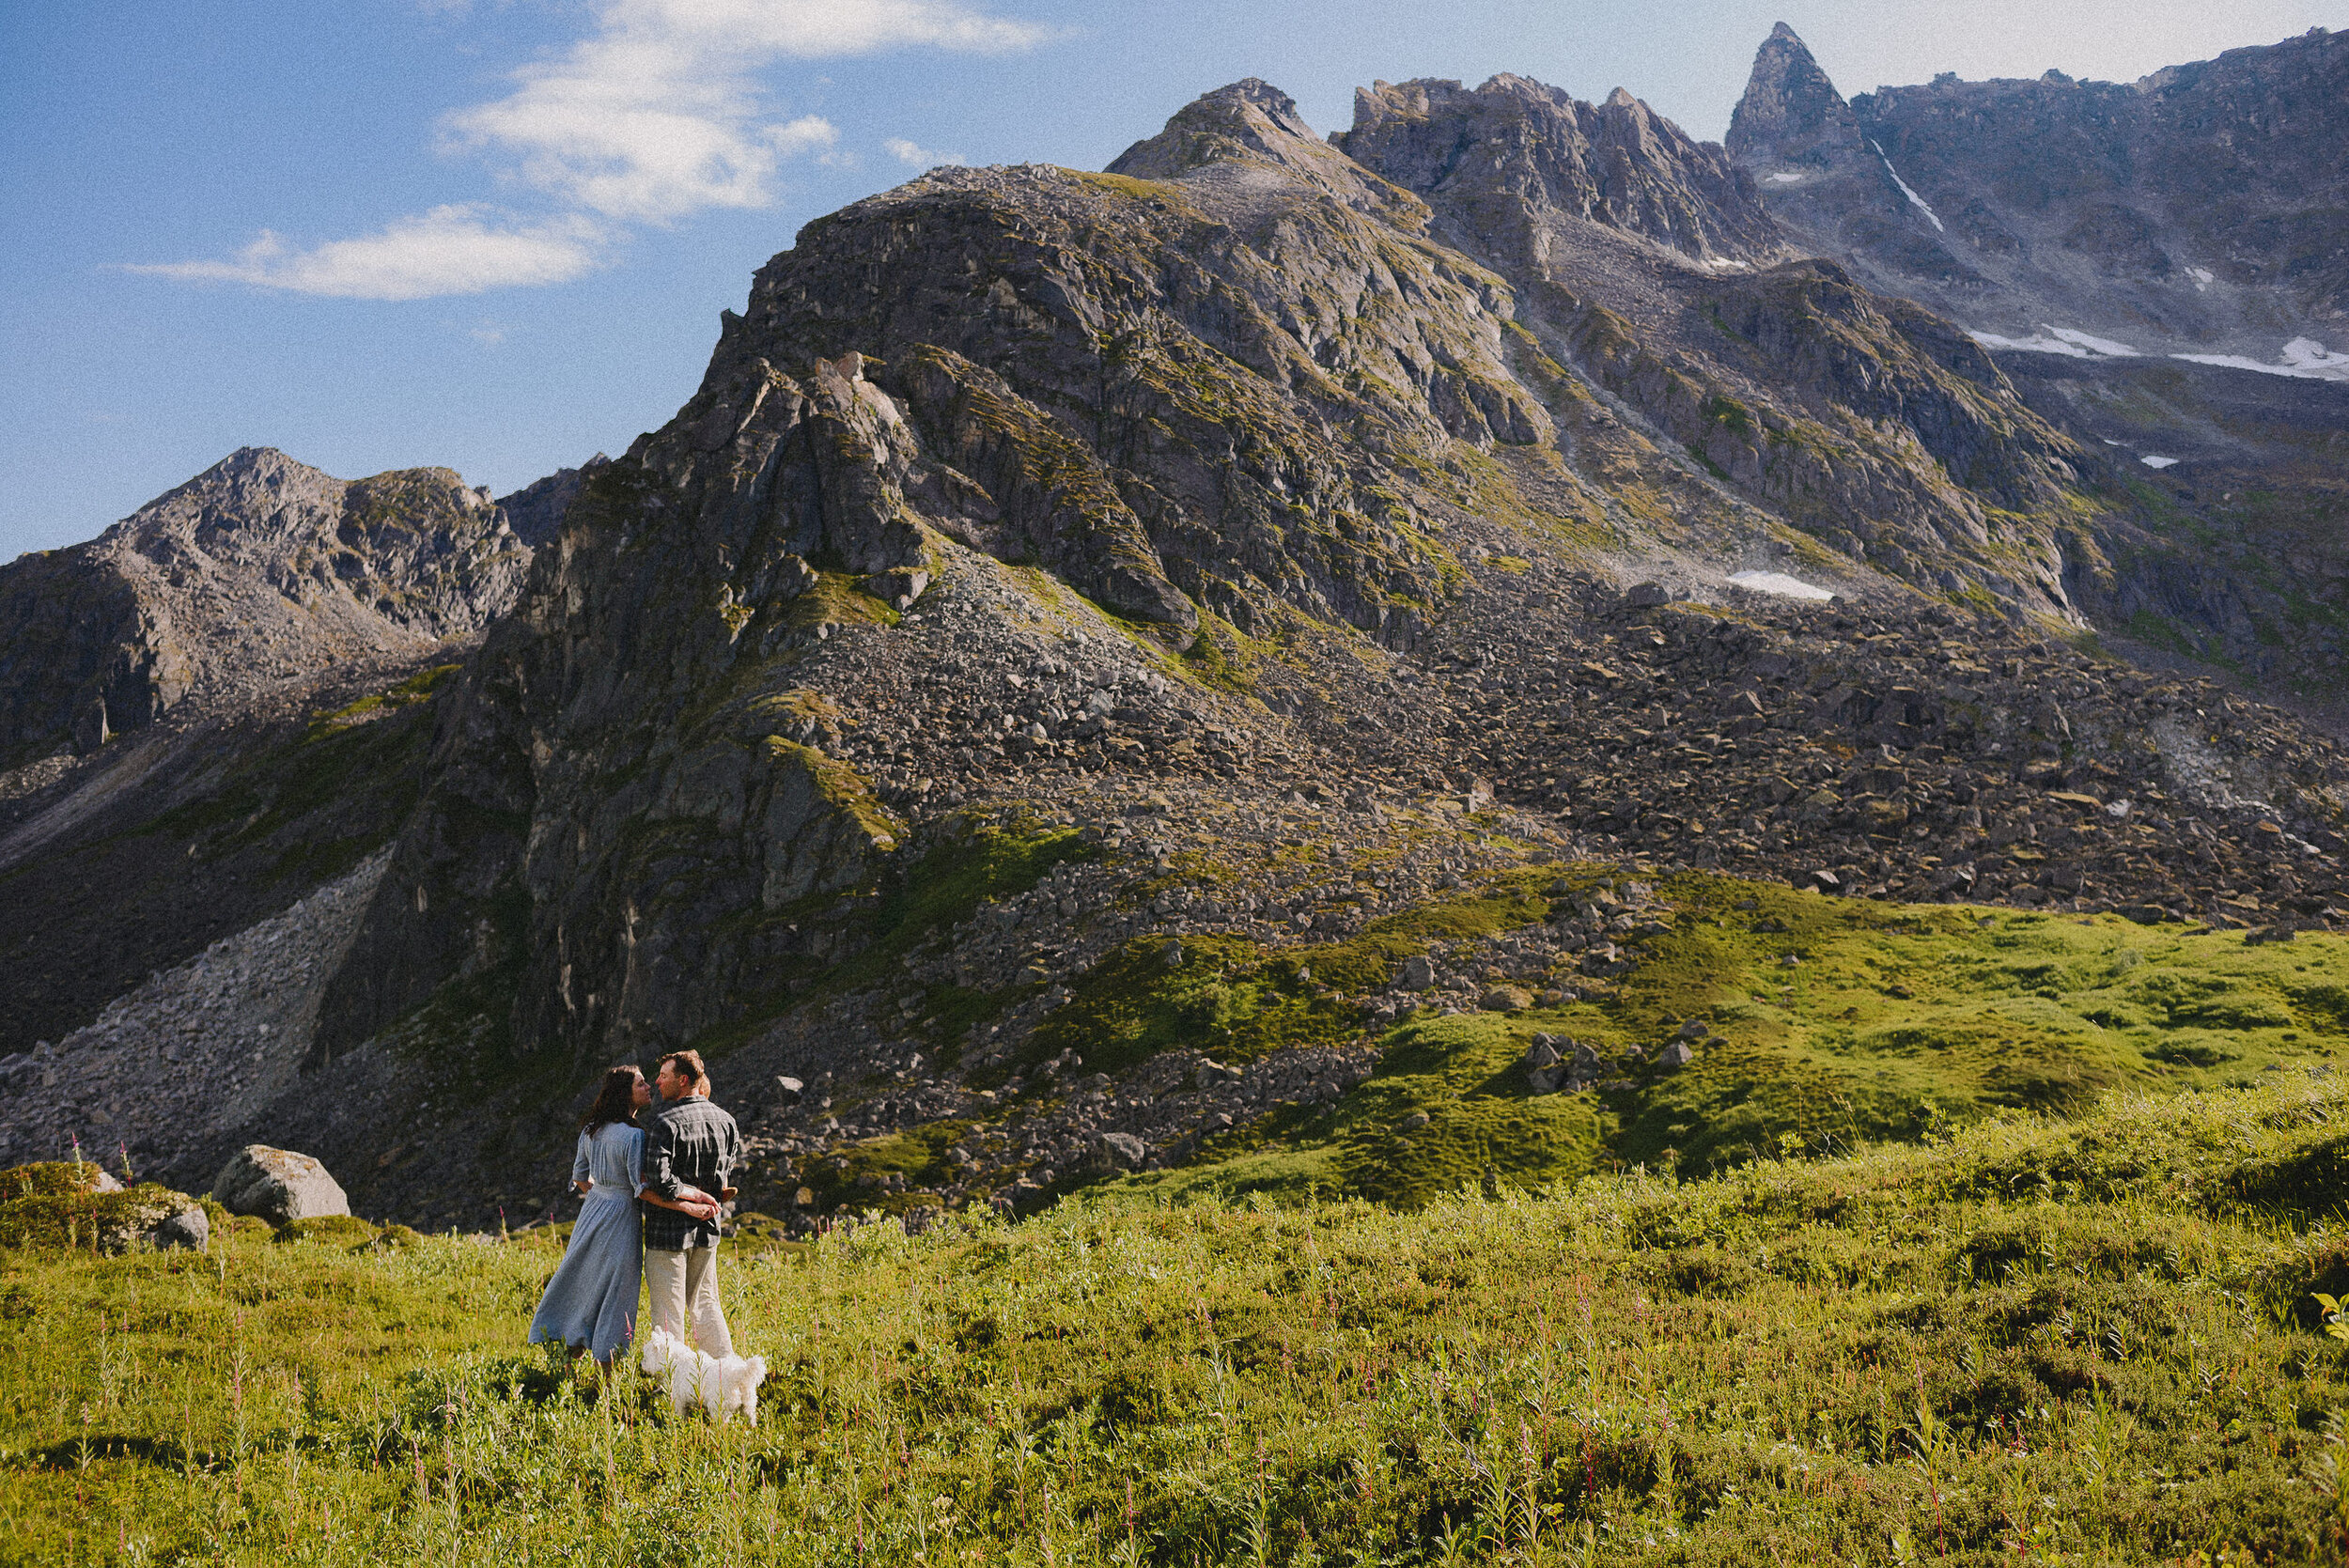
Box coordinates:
[528,1065,714,1367]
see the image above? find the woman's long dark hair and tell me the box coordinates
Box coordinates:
[582,1065,644,1132]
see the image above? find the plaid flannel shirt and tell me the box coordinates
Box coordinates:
[641,1095,742,1251]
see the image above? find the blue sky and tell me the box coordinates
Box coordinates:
[5,0,2341,559]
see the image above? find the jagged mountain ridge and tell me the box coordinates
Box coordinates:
[1729,22,2349,359]
[1723,23,2349,689]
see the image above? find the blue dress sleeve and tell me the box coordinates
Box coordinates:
[571,1130,591,1187]
[627,1126,646,1194]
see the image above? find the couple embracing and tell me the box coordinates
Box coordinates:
[528,1048,744,1366]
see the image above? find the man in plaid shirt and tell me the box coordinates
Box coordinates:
[642,1048,743,1354]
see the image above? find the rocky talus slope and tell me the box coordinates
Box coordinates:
[0,851,389,1180]
[12,50,2349,1233]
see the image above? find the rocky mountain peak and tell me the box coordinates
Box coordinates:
[1109,77,1421,222]
[1726,21,1861,163]
[1109,78,1314,176]
[1732,21,2349,356]
[0,451,533,763]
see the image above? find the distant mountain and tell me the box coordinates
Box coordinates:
[0,448,531,766]
[1729,22,2349,370]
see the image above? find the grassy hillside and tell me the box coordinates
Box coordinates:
[8,1079,2349,1564]
[1027,875,2349,1213]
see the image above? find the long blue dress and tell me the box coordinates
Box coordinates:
[528,1122,645,1363]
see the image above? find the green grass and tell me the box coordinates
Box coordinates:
[8,1080,2349,1563]
[300,664,459,743]
[1062,871,2349,1209]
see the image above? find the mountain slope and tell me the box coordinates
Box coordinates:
[1725,23,2349,690]
[166,80,2341,1229]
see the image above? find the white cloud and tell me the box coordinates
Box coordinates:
[136,0,1049,298]
[884,136,966,169]
[124,207,603,301]
[444,0,1034,221]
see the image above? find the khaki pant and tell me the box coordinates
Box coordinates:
[645,1245,733,1356]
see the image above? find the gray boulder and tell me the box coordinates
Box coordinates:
[212,1145,350,1225]
[144,1200,210,1252]
[1093,1132,1149,1172]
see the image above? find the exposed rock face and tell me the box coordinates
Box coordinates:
[1336,75,1786,267]
[0,447,532,767]
[1728,23,2349,351]
[496,456,610,548]
[1334,77,2092,613]
[212,1144,350,1225]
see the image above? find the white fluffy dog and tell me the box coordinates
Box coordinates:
[640,1327,768,1423]
[638,1325,690,1378]
[706,1353,769,1425]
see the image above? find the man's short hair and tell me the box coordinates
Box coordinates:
[660,1049,710,1094]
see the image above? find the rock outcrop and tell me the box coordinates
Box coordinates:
[496,457,610,548]
[0,1162,208,1252]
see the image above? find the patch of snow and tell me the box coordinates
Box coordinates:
[2171,336,2349,382]
[2140,455,2180,469]
[1871,141,1945,232]
[1765,170,1804,184]
[1727,569,1836,601]
[2187,266,2215,290]
[2102,438,2123,445]
[2049,327,2141,357]
[1968,325,2139,359]
[1973,330,2091,357]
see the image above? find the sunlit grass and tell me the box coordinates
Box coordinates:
[8,1078,2349,1563]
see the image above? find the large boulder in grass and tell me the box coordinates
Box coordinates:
[0,1162,208,1252]
[211,1145,349,1226]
